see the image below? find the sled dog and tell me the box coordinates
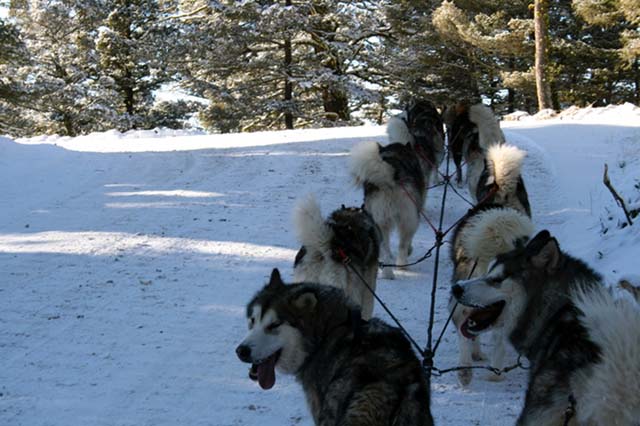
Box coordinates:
[236,269,434,426]
[474,144,531,216]
[452,231,640,425]
[448,103,505,189]
[293,196,381,319]
[387,100,445,184]
[449,205,534,385]
[350,140,425,279]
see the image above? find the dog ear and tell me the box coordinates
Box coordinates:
[267,268,285,289]
[527,231,560,272]
[292,291,317,312]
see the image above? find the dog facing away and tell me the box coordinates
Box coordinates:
[292,196,381,319]
[449,205,534,385]
[236,269,434,426]
[452,231,640,425]
[350,140,425,279]
[387,100,445,185]
[475,144,532,216]
[448,103,505,188]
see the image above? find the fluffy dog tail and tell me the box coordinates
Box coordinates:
[386,112,413,145]
[461,207,534,267]
[468,104,505,149]
[293,195,332,253]
[350,140,395,187]
[485,144,526,196]
[572,286,640,425]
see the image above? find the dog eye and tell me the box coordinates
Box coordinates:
[266,321,282,331]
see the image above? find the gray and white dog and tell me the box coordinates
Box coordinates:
[449,204,534,385]
[387,100,445,185]
[293,196,381,319]
[236,269,434,426]
[350,140,425,279]
[449,138,533,386]
[452,231,640,425]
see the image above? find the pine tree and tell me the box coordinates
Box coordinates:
[175,0,389,132]
[96,0,179,130]
[6,0,118,136]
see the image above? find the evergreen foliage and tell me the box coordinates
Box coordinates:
[0,0,638,136]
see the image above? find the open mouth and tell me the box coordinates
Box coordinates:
[460,301,506,339]
[248,349,282,390]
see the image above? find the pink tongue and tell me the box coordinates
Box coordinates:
[257,353,277,390]
[460,320,476,340]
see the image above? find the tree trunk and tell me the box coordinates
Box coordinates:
[322,87,350,122]
[283,0,294,130]
[534,0,553,111]
[507,88,515,113]
[634,59,639,105]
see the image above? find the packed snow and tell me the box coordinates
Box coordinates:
[1,104,639,425]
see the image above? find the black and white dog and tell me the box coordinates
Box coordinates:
[452,231,640,425]
[293,196,381,319]
[387,100,445,185]
[236,269,434,426]
[447,103,505,190]
[449,140,533,386]
[350,141,425,279]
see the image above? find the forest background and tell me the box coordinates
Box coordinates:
[1,0,639,136]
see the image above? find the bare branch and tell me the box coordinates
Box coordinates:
[603,163,634,226]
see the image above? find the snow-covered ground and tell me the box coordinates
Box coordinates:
[1,104,639,425]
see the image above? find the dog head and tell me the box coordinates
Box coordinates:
[236,269,359,389]
[451,230,561,336]
[405,100,445,142]
[327,205,381,265]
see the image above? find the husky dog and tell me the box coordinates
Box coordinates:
[474,144,532,216]
[452,231,640,425]
[449,205,534,385]
[448,103,505,188]
[350,140,425,279]
[292,196,381,319]
[387,100,445,184]
[236,269,434,426]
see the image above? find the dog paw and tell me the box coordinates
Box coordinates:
[485,372,505,382]
[458,369,472,387]
[380,268,395,280]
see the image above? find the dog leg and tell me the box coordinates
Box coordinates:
[378,224,395,280]
[359,268,377,320]
[471,338,486,361]
[396,214,418,269]
[486,329,506,382]
[457,334,474,386]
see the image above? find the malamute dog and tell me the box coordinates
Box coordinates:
[449,205,534,385]
[448,103,505,188]
[236,269,434,426]
[292,196,381,319]
[475,144,532,217]
[350,140,425,279]
[452,231,640,425]
[386,100,445,184]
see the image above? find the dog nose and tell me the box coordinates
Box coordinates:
[236,344,252,362]
[452,284,464,299]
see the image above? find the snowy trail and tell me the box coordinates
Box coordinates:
[1,107,640,426]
